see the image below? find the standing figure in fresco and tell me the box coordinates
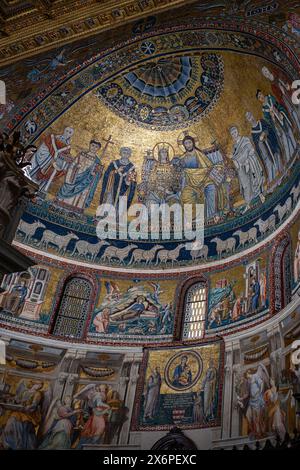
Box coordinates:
[175,135,227,220]
[262,66,300,134]
[256,90,297,164]
[230,126,265,213]
[172,355,192,388]
[143,367,162,421]
[264,379,287,441]
[39,397,82,450]
[244,365,268,439]
[29,127,74,192]
[201,359,218,420]
[294,230,300,284]
[246,111,281,185]
[104,391,127,444]
[99,147,137,209]
[57,140,103,210]
[2,381,44,450]
[74,384,111,447]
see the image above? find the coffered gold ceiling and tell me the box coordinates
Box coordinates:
[0,0,198,65]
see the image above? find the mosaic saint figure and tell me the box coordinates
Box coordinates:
[244,365,268,439]
[230,126,265,213]
[246,111,281,185]
[2,279,28,315]
[250,275,261,313]
[192,390,205,424]
[262,66,300,133]
[143,367,162,421]
[264,379,287,441]
[284,13,300,38]
[259,270,267,308]
[57,140,103,210]
[100,147,136,208]
[201,359,217,420]
[29,127,74,192]
[256,90,297,164]
[175,135,227,219]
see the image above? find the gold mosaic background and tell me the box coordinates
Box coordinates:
[38,52,276,215]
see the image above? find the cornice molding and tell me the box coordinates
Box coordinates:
[0,0,198,66]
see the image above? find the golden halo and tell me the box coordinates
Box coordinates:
[177,131,199,151]
[152,142,175,161]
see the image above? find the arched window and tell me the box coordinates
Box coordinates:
[182,282,207,340]
[52,277,93,339]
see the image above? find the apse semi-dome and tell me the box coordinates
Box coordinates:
[11,21,300,269]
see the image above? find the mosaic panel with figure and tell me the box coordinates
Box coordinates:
[132,342,223,430]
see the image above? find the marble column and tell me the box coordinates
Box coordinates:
[221,347,234,439]
[231,341,242,438]
[62,349,87,400]
[0,335,10,366]
[268,325,283,384]
[119,352,143,446]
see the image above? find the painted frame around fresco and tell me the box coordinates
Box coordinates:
[131,339,224,431]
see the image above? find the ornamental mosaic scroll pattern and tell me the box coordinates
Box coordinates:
[271,234,292,314]
[10,23,299,143]
[52,277,93,339]
[96,53,224,130]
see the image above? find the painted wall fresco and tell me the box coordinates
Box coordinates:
[132,341,223,430]
[232,308,300,441]
[0,340,131,450]
[3,20,298,267]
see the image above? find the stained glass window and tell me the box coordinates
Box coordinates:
[52,277,93,339]
[182,282,206,340]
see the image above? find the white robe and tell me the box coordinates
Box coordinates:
[232,137,264,205]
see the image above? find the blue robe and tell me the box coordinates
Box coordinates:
[251,119,281,181]
[251,281,260,311]
[100,159,136,208]
[262,94,297,163]
[172,364,192,387]
[57,156,102,208]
